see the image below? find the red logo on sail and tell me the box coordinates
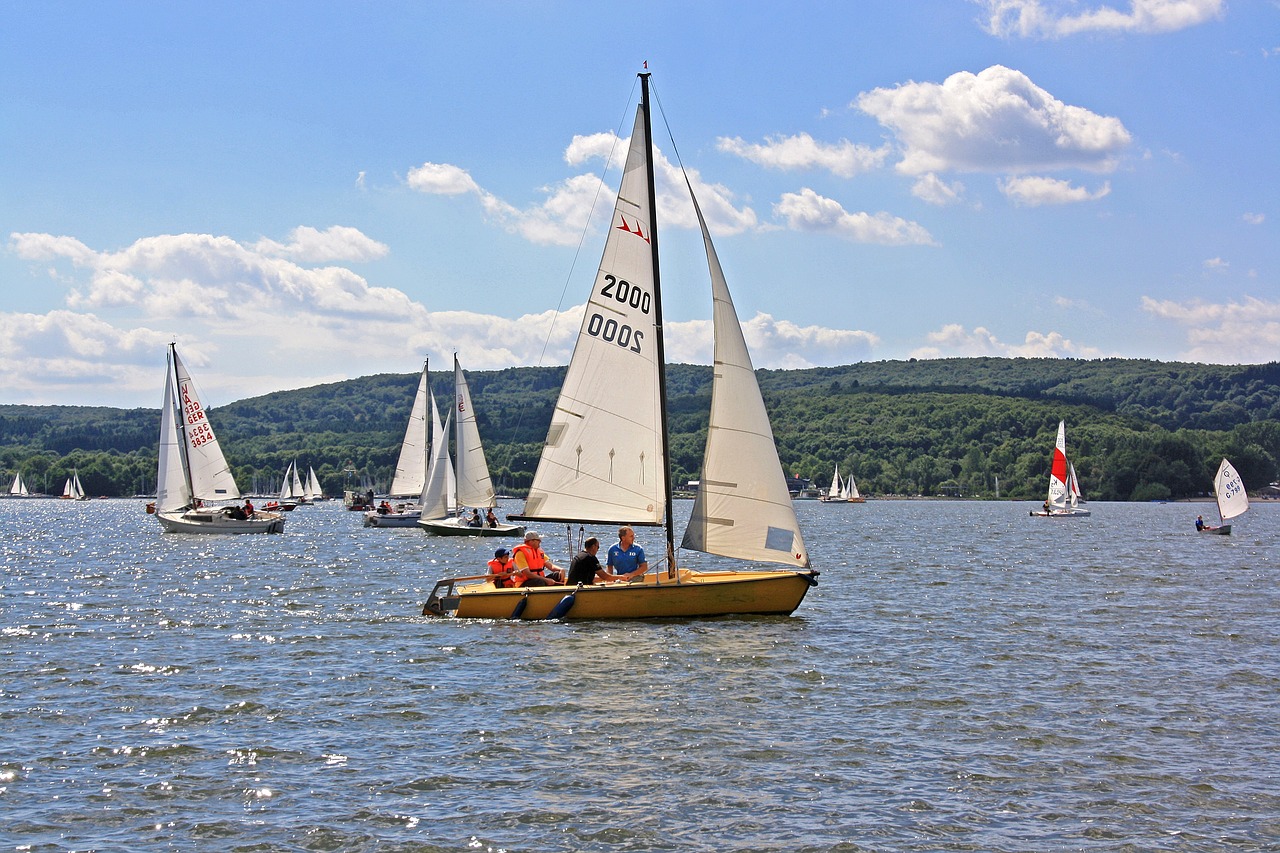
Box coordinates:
[616,215,650,244]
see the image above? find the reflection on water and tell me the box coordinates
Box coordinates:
[2,498,1277,850]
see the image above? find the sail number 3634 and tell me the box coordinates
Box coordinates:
[588,275,649,353]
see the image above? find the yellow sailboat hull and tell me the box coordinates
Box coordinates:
[424,569,819,620]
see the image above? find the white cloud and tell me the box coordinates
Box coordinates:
[774,188,936,245]
[1242,212,1265,225]
[1141,295,1280,362]
[912,173,966,206]
[405,162,481,195]
[1203,257,1229,270]
[910,323,1105,358]
[253,225,389,263]
[856,65,1131,175]
[977,0,1225,39]
[666,312,880,367]
[999,175,1112,205]
[717,133,891,178]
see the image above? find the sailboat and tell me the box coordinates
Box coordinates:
[820,464,865,503]
[61,469,87,500]
[306,466,327,501]
[1030,420,1090,517]
[6,472,31,497]
[366,362,436,528]
[423,73,818,619]
[152,343,284,533]
[417,355,524,537]
[1198,457,1248,535]
[269,461,302,511]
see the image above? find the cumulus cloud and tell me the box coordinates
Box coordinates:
[406,133,757,245]
[774,188,935,245]
[977,0,1225,39]
[999,175,1112,205]
[912,173,966,206]
[1242,212,1265,225]
[856,65,1131,176]
[910,323,1105,359]
[4,225,877,405]
[253,225,389,263]
[717,133,891,178]
[1142,295,1280,362]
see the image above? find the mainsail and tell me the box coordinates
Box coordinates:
[156,350,191,513]
[171,348,241,503]
[519,105,664,525]
[1214,458,1249,522]
[1046,420,1069,510]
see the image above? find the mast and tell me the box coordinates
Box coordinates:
[640,72,677,573]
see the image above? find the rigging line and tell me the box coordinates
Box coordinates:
[507,75,641,446]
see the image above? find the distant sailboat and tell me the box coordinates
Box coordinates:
[152,343,284,533]
[820,464,865,503]
[61,469,87,500]
[1197,458,1248,535]
[417,355,524,537]
[1030,420,1090,518]
[7,472,31,497]
[366,362,437,528]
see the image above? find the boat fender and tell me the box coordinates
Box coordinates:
[509,594,529,620]
[546,592,576,620]
[801,571,820,587]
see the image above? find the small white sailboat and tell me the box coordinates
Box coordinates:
[417,355,524,537]
[151,343,284,534]
[424,73,817,619]
[61,469,87,500]
[821,464,865,503]
[306,466,326,501]
[7,472,31,497]
[1030,420,1090,517]
[366,362,437,528]
[1197,457,1248,535]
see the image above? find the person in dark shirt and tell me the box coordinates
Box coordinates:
[566,537,619,585]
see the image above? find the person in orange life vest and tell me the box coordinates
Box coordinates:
[510,531,564,586]
[488,547,516,588]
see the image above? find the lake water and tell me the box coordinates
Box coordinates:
[1,497,1277,851]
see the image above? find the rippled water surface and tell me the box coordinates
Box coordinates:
[2,498,1277,851]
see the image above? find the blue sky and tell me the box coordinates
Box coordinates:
[2,0,1276,407]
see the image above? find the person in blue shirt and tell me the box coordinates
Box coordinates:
[607,526,648,581]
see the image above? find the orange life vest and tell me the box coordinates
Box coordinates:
[510,543,549,587]
[488,557,514,587]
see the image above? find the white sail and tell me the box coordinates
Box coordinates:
[307,466,323,499]
[389,364,432,498]
[291,461,304,499]
[279,462,296,501]
[827,466,842,499]
[428,389,457,510]
[1214,458,1249,522]
[156,350,192,513]
[1046,420,1069,510]
[521,106,664,525]
[171,349,240,502]
[420,410,454,520]
[62,478,73,498]
[452,356,498,508]
[1068,462,1082,508]
[681,187,809,568]
[845,473,861,501]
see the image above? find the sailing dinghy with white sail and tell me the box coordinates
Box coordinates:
[417,356,524,537]
[61,469,87,500]
[821,464,865,503]
[1030,420,1090,517]
[151,343,284,533]
[423,73,817,619]
[366,362,438,528]
[1198,457,1248,535]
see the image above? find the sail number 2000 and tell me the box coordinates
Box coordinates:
[588,274,649,354]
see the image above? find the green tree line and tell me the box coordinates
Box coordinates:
[2,358,1277,501]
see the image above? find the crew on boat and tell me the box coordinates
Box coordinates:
[606,526,649,581]
[485,507,498,528]
[1195,515,1205,531]
[488,547,516,588]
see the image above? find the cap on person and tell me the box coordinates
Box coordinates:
[524,530,541,541]
[494,548,509,558]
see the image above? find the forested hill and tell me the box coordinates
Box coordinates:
[2,357,1277,502]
